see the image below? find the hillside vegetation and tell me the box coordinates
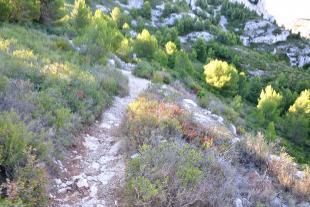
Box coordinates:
[0,0,309,206]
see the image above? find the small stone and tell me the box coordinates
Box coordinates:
[183,99,198,107]
[297,202,310,207]
[97,172,114,185]
[229,124,237,135]
[295,171,304,179]
[109,141,122,156]
[235,198,243,207]
[54,178,62,185]
[87,176,97,181]
[90,185,98,198]
[58,187,70,194]
[131,153,140,159]
[91,162,100,170]
[76,178,89,189]
[217,116,224,124]
[108,59,115,68]
[232,137,241,144]
[65,180,73,186]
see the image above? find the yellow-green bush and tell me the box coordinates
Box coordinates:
[204,59,239,96]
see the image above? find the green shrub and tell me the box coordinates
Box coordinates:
[216,31,240,45]
[0,75,9,93]
[126,142,236,206]
[207,0,224,6]
[176,15,196,35]
[0,0,41,21]
[128,176,159,202]
[133,61,154,79]
[75,10,124,62]
[133,29,158,59]
[174,51,194,77]
[284,113,309,147]
[162,2,180,18]
[197,94,210,108]
[14,155,47,206]
[141,1,151,19]
[152,71,172,84]
[230,95,243,112]
[196,0,208,9]
[193,38,208,63]
[99,68,129,98]
[246,77,263,103]
[266,121,276,142]
[153,49,168,67]
[55,107,71,130]
[0,1,14,21]
[70,0,92,32]
[221,1,258,27]
[0,111,30,175]
[155,27,180,48]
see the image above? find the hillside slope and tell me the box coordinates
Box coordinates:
[0,0,309,206]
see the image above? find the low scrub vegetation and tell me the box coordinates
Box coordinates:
[239,133,310,200]
[123,95,237,206]
[123,89,310,206]
[0,0,309,205]
[0,0,129,205]
[126,142,237,206]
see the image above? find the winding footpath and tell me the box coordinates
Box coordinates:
[52,70,150,207]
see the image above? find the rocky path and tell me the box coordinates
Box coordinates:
[52,70,150,207]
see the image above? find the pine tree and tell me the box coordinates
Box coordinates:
[204,59,239,96]
[257,85,282,125]
[289,89,310,114]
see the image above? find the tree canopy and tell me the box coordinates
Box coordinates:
[204,59,239,95]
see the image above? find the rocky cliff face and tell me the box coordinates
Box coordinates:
[230,0,310,38]
[230,0,272,19]
[100,0,310,68]
[228,0,310,67]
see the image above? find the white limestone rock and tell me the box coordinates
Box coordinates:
[95,4,110,13]
[76,178,89,189]
[182,99,198,108]
[180,31,213,43]
[235,198,243,207]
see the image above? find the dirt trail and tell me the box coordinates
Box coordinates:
[52,70,150,207]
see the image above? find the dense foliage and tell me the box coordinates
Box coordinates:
[204,59,239,95]
[0,0,309,205]
[0,0,129,205]
[0,0,64,23]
